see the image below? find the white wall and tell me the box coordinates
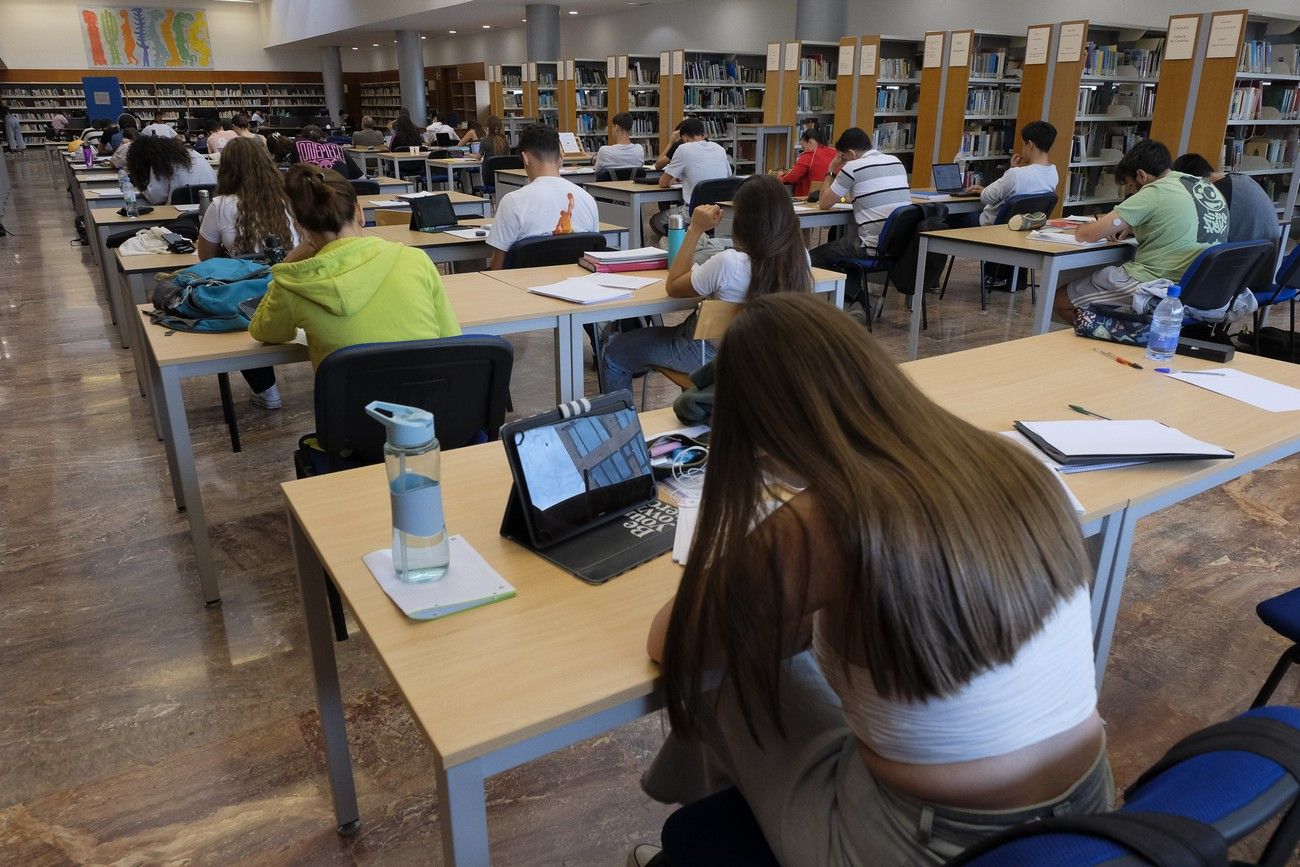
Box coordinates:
[0,0,321,71]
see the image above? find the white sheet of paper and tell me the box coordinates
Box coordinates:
[587,273,658,290]
[672,504,698,565]
[367,199,406,207]
[1025,26,1052,65]
[444,227,492,240]
[1057,22,1086,63]
[999,432,1087,513]
[607,57,616,78]
[923,33,944,68]
[528,277,634,305]
[173,204,200,213]
[1206,11,1245,58]
[948,31,972,69]
[1166,16,1199,61]
[838,44,855,76]
[363,537,516,621]
[672,50,684,76]
[660,51,670,72]
[618,55,628,77]
[1017,420,1233,459]
[1168,368,1300,413]
[859,43,878,77]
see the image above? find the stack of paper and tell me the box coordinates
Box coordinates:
[528,272,659,304]
[1027,228,1106,246]
[397,191,437,201]
[1013,419,1234,466]
[368,198,407,208]
[362,536,516,621]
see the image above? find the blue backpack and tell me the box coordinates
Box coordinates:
[149,258,272,333]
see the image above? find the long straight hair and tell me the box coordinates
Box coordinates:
[730,175,813,299]
[214,137,295,254]
[662,294,1091,741]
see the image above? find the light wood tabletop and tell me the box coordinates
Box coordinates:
[358,191,487,209]
[116,250,199,274]
[364,220,627,249]
[921,224,1136,255]
[585,179,683,193]
[88,205,185,227]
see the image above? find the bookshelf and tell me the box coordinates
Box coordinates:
[667,49,767,172]
[450,79,488,127]
[1226,16,1300,225]
[615,54,661,153]
[524,61,559,127]
[563,58,609,151]
[959,33,1025,188]
[794,40,839,141]
[868,38,925,174]
[494,64,524,121]
[360,81,402,125]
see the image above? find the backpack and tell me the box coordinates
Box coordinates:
[149,258,272,333]
[887,203,949,297]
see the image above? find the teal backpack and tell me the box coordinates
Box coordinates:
[149,258,272,333]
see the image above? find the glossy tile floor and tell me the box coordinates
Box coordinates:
[2,152,1299,865]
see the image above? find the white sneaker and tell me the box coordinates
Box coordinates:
[250,384,283,410]
[627,844,664,867]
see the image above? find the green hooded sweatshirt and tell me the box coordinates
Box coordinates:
[250,235,461,368]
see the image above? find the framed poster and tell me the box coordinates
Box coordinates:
[81,6,212,68]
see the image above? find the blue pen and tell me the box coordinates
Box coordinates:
[1155,368,1227,376]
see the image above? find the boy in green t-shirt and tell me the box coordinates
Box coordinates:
[1053,139,1228,325]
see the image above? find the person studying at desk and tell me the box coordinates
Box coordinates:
[249,165,460,369]
[652,117,732,238]
[951,121,1059,228]
[486,124,599,271]
[809,127,910,269]
[631,294,1111,867]
[351,116,385,148]
[594,112,647,177]
[1053,140,1227,325]
[778,127,837,199]
[124,133,217,205]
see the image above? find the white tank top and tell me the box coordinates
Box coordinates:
[813,587,1097,764]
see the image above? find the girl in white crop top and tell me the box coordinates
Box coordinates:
[635,294,1112,867]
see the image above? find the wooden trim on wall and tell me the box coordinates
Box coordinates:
[0,68,323,84]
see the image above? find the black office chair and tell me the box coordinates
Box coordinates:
[502,232,608,269]
[939,191,1059,310]
[1176,240,1277,341]
[293,336,515,641]
[833,204,926,328]
[688,176,747,214]
[393,156,428,192]
[595,165,646,182]
[349,179,381,196]
[168,184,217,205]
[475,155,524,198]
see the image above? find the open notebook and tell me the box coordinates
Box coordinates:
[1013,419,1233,467]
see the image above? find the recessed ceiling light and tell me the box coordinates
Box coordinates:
[522,18,527,21]
[371,43,379,47]
[568,9,578,13]
[482,24,491,29]
[421,35,427,39]
[448,29,456,34]
[351,46,358,50]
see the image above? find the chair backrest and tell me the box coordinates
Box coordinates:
[690,299,740,341]
[481,155,524,191]
[350,179,381,196]
[1178,240,1277,312]
[503,232,608,269]
[595,165,646,182]
[688,176,747,213]
[876,203,927,260]
[313,336,514,462]
[373,209,409,226]
[1266,242,1300,293]
[993,191,1059,225]
[426,148,456,161]
[436,132,456,147]
[168,184,217,205]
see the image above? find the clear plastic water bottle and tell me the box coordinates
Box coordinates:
[1146,285,1184,361]
[120,175,139,218]
[366,401,450,582]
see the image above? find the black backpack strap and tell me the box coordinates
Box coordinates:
[1128,716,1300,867]
[946,811,1228,867]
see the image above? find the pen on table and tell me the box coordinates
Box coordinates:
[1069,404,1112,420]
[1093,347,1143,370]
[1155,368,1228,376]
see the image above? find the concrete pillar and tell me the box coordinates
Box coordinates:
[525,4,560,61]
[397,30,427,123]
[794,0,847,43]
[320,45,345,125]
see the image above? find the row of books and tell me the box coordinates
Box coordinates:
[1083,42,1162,79]
[631,92,660,108]
[1076,85,1155,117]
[1070,130,1109,160]
[960,125,1013,158]
[1225,135,1299,169]
[1229,83,1300,120]
[797,86,835,112]
[536,74,557,88]
[576,113,606,134]
[798,54,835,82]
[1239,41,1300,75]
[574,69,607,87]
[682,60,763,84]
[966,87,1018,116]
[969,50,1008,79]
[626,116,658,136]
[502,74,522,88]
[695,117,737,138]
[577,92,608,109]
[878,58,915,80]
[874,121,915,151]
[1104,129,1147,153]
[1066,169,1121,202]
[539,94,557,109]
[504,95,522,109]
[684,87,762,110]
[876,87,915,113]
[627,63,659,86]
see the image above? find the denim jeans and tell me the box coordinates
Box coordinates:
[600,312,712,395]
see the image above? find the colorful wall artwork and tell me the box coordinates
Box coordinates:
[79,7,213,69]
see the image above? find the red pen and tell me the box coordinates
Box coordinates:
[1093,347,1143,370]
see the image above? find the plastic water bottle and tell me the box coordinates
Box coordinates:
[366,401,450,582]
[198,189,211,220]
[1146,285,1184,361]
[667,212,687,263]
[82,142,94,167]
[120,175,139,218]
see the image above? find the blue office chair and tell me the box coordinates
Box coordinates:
[1174,240,1277,341]
[938,191,1058,310]
[1249,244,1299,362]
[832,203,926,329]
[1252,588,1300,708]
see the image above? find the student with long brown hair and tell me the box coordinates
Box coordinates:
[199,137,300,409]
[600,175,812,394]
[633,293,1111,866]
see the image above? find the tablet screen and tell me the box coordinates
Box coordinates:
[511,406,655,545]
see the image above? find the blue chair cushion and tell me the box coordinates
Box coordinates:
[1121,706,1300,840]
[1253,286,1299,306]
[834,257,888,271]
[1258,588,1300,643]
[957,833,1129,867]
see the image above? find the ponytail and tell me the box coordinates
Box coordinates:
[284,163,357,234]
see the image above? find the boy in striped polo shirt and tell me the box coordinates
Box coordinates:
[811,127,911,268]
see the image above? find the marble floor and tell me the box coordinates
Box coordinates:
[1,151,1299,865]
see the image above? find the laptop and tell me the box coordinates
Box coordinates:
[408,193,474,233]
[931,163,981,197]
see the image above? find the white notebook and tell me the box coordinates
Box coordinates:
[528,277,633,305]
[586,246,668,263]
[1014,419,1233,465]
[362,535,516,621]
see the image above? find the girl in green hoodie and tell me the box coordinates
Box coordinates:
[250,165,461,368]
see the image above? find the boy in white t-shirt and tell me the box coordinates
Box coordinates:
[487,123,600,270]
[593,111,646,177]
[141,111,177,139]
[961,120,1059,227]
[651,117,732,237]
[424,111,457,145]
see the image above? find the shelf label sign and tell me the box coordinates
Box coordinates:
[923,33,944,69]
[1206,11,1245,59]
[617,55,628,78]
[859,43,877,77]
[1025,25,1051,65]
[1166,15,1199,61]
[1057,21,1086,63]
[766,43,780,71]
[837,44,855,76]
[672,51,684,76]
[784,42,799,71]
[607,56,616,78]
[949,31,972,68]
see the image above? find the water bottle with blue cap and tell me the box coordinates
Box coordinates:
[366,401,450,582]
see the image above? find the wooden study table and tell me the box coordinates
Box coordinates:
[584,180,684,249]
[487,264,846,400]
[344,146,385,175]
[910,190,986,213]
[424,156,483,192]
[284,329,1300,863]
[135,271,583,604]
[493,164,662,198]
[87,205,185,330]
[907,225,1135,359]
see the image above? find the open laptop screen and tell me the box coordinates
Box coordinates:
[931,162,964,193]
